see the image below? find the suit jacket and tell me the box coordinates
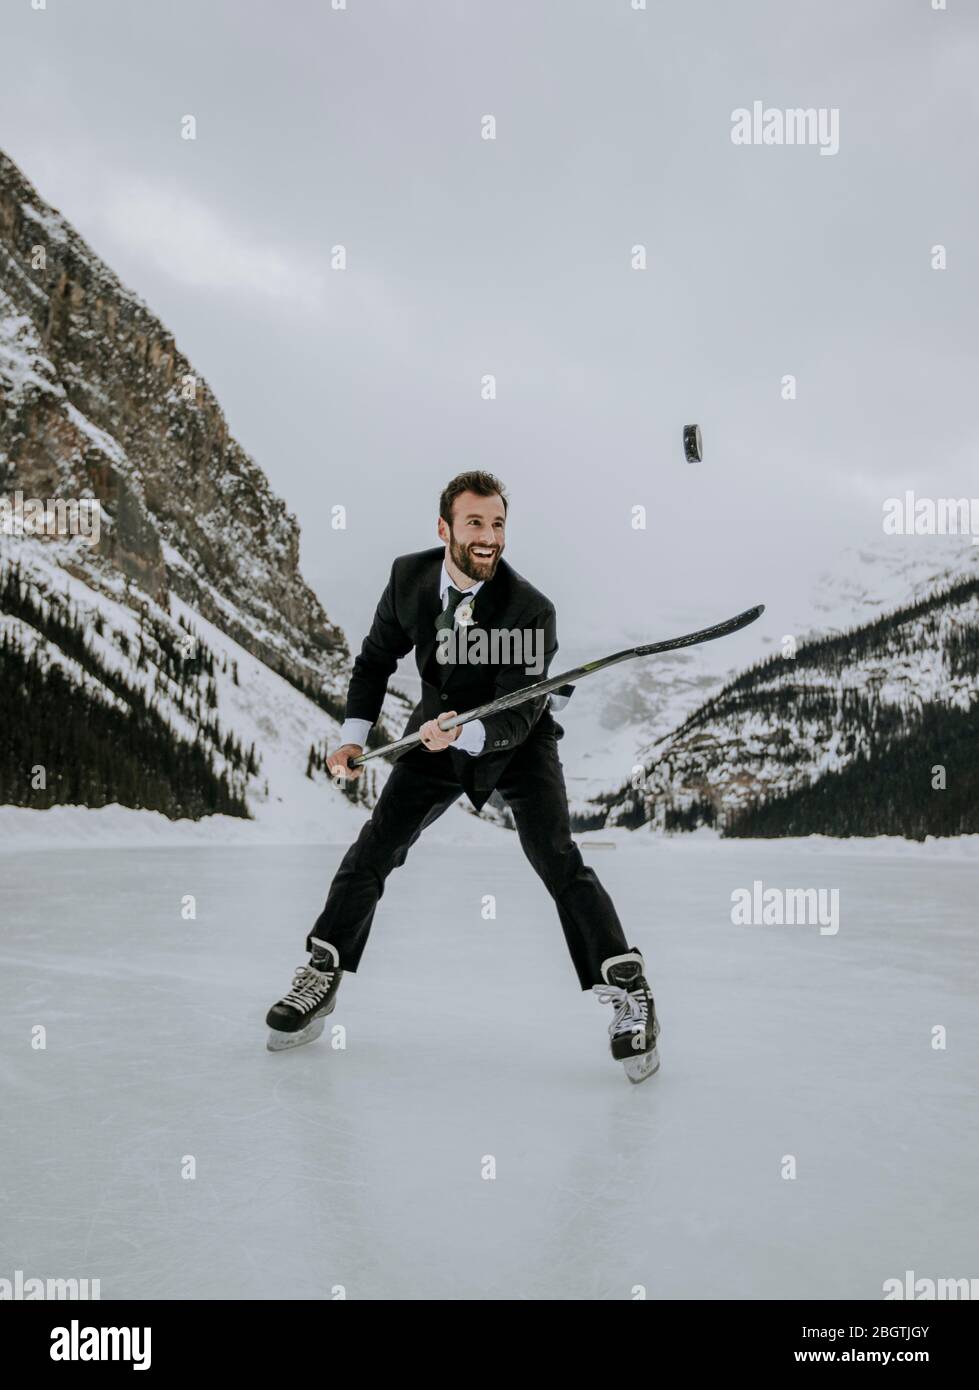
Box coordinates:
[345,547,563,810]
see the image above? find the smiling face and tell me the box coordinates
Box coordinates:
[438,489,506,584]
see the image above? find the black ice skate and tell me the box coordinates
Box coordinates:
[593,950,660,1085]
[266,941,343,1052]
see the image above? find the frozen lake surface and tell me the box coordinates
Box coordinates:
[2,836,976,1300]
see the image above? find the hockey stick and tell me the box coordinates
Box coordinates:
[347,603,765,767]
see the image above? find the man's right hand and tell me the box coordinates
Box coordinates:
[327,744,364,781]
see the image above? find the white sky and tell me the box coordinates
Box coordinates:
[1,0,976,659]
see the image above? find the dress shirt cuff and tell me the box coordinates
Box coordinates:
[339,717,372,749]
[453,718,485,756]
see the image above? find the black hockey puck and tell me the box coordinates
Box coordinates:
[683,423,703,463]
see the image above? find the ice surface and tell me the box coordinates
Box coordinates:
[1,837,977,1300]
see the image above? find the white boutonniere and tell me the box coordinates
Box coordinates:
[456,601,475,627]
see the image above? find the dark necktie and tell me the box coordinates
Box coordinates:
[435,585,475,634]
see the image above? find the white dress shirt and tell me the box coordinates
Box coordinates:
[339,561,487,756]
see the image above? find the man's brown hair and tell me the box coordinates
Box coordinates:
[439,471,509,527]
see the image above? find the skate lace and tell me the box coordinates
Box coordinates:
[592,983,648,1038]
[282,964,333,1011]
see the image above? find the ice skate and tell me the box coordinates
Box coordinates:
[266,941,343,1052]
[593,949,660,1085]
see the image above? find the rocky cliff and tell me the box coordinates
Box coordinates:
[0,147,348,695]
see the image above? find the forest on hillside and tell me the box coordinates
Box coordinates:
[1,562,252,819]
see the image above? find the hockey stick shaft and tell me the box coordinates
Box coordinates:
[347,603,764,767]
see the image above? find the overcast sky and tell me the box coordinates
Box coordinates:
[2,0,976,663]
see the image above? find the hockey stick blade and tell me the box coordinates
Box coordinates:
[633,602,765,657]
[349,603,765,767]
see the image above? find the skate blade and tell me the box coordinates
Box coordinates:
[266,1016,327,1052]
[622,1046,660,1085]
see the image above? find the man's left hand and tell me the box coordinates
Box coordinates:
[419,712,461,752]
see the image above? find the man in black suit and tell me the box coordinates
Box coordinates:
[266,472,660,1081]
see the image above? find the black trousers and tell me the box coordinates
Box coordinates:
[307,729,631,989]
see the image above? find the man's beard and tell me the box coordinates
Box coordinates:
[449,533,502,583]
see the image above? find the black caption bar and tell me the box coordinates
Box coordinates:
[4,1297,975,1374]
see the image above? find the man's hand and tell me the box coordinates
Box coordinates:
[419,712,461,752]
[327,744,364,781]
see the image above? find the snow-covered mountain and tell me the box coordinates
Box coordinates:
[0,148,350,691]
[559,534,979,822]
[0,147,421,840]
[580,539,979,839]
[804,534,979,635]
[554,636,730,812]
